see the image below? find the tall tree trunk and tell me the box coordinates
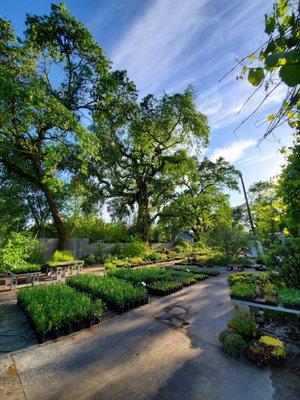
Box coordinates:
[41,184,66,249]
[137,186,151,243]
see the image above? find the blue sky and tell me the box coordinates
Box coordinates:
[1,0,294,207]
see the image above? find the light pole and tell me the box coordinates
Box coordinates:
[238,171,256,235]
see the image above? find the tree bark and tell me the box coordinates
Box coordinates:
[41,184,66,250]
[136,185,151,243]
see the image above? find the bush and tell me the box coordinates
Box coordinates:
[265,238,300,289]
[230,283,256,300]
[0,232,40,274]
[227,272,257,287]
[112,242,148,259]
[18,284,103,335]
[219,330,247,357]
[228,308,256,338]
[279,288,300,308]
[50,250,74,263]
[67,274,148,311]
[247,336,286,366]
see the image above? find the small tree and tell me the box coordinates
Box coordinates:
[207,226,250,262]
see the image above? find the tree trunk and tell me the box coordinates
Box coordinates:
[137,186,151,243]
[41,184,66,249]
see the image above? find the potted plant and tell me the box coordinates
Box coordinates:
[263,283,278,306]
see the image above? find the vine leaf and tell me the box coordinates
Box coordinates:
[279,65,300,87]
[248,68,265,86]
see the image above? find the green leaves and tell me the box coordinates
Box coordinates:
[279,64,300,86]
[265,15,276,34]
[248,68,265,86]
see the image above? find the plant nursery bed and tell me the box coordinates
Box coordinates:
[230,294,256,301]
[68,274,148,313]
[147,281,183,296]
[17,283,104,343]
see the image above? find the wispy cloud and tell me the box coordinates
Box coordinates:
[112,0,210,93]
[210,139,256,163]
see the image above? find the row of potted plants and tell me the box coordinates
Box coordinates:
[67,274,148,312]
[219,308,286,366]
[228,272,300,310]
[147,280,183,295]
[17,284,104,342]
[174,265,220,276]
[103,253,184,270]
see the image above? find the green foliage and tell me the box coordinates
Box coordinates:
[240,0,299,135]
[219,330,247,357]
[174,265,220,276]
[18,284,103,334]
[147,280,183,294]
[66,216,131,243]
[159,158,239,241]
[51,250,74,263]
[227,272,257,287]
[278,144,300,234]
[265,238,300,288]
[112,242,148,259]
[0,232,40,274]
[207,226,250,262]
[279,288,300,308]
[249,179,285,241]
[247,336,286,366]
[230,283,257,300]
[93,87,209,242]
[67,274,148,311]
[228,308,257,338]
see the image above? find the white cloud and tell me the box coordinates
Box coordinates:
[112,0,210,93]
[210,139,256,163]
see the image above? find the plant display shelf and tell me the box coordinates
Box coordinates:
[43,260,84,280]
[5,271,41,290]
[231,298,300,316]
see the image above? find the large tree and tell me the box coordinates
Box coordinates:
[158,157,239,239]
[248,179,285,241]
[0,4,126,248]
[93,88,209,242]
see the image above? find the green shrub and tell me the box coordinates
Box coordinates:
[67,274,148,311]
[0,232,40,274]
[50,250,74,263]
[219,330,247,357]
[147,280,183,294]
[230,283,256,300]
[18,284,103,335]
[112,242,148,259]
[265,238,300,289]
[247,336,286,366]
[228,308,256,338]
[227,272,257,287]
[279,288,300,308]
